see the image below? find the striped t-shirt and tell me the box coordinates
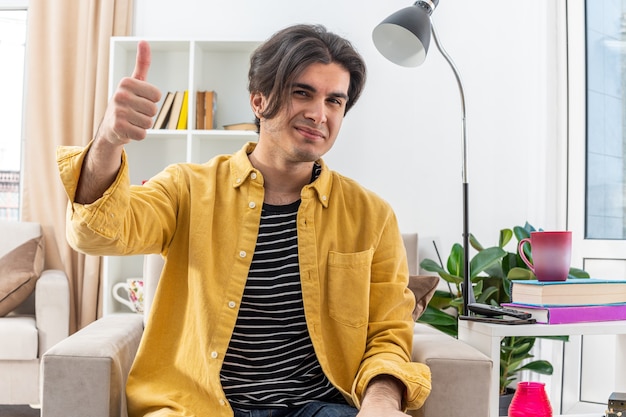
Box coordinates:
[220,197,343,409]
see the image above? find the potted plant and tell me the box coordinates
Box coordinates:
[419,222,588,403]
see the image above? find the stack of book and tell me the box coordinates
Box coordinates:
[153,90,189,130]
[195,90,217,130]
[502,278,626,324]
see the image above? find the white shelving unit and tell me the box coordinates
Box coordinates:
[103,38,260,314]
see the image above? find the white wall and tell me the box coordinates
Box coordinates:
[133,0,568,268]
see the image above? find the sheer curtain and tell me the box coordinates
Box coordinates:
[21,0,133,332]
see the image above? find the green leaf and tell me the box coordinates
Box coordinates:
[417,306,458,336]
[569,267,590,279]
[500,252,517,276]
[470,247,506,278]
[418,306,457,326]
[513,225,532,241]
[514,360,554,375]
[469,233,485,251]
[499,228,513,248]
[476,286,498,304]
[420,259,464,286]
[507,267,535,281]
[420,258,446,275]
[502,276,513,300]
[429,291,455,310]
[510,343,534,358]
[506,358,530,372]
[441,272,464,286]
[432,288,454,298]
[447,244,464,277]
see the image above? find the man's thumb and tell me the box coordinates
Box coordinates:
[132,40,151,81]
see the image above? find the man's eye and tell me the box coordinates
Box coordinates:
[293,90,308,97]
[328,98,345,107]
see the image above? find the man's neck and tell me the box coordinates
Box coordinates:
[248,151,313,205]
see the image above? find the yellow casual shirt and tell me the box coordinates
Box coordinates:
[57,142,431,416]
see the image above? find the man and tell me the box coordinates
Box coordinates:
[58,24,431,417]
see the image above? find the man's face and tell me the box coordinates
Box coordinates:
[252,62,351,164]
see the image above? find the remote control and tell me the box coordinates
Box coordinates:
[467,303,533,320]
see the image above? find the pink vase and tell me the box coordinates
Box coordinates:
[508,381,552,417]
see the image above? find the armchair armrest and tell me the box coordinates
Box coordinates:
[41,313,144,417]
[35,269,70,355]
[409,323,492,417]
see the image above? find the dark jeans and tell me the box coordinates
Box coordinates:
[232,401,358,417]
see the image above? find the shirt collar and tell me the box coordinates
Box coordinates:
[230,142,332,208]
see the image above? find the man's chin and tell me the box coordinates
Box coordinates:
[296,143,330,161]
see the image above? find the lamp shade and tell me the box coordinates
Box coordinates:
[372,3,434,67]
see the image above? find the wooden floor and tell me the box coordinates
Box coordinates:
[0,406,40,417]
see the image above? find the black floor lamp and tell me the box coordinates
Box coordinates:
[372,0,474,315]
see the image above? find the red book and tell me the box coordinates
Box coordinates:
[501,302,626,324]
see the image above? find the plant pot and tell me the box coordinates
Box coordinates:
[499,387,516,416]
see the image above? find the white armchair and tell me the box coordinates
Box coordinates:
[0,221,70,405]
[41,234,491,417]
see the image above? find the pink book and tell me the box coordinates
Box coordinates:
[501,302,626,324]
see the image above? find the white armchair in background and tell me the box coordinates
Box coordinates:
[0,220,70,405]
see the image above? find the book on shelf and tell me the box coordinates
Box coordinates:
[204,90,217,130]
[510,278,626,306]
[195,91,205,129]
[167,91,185,130]
[501,302,626,324]
[153,91,175,129]
[176,90,189,129]
[194,90,217,130]
[223,122,257,131]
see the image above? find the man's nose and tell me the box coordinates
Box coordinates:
[304,99,328,124]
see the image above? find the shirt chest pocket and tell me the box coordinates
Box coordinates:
[326,249,373,328]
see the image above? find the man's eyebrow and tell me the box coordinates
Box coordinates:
[294,82,349,101]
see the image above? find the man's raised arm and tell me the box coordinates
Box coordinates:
[75,40,162,204]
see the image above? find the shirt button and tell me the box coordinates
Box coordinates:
[236,178,242,184]
[250,172,257,180]
[239,251,247,258]
[211,351,218,359]
[228,301,236,308]
[219,399,226,406]
[249,201,256,209]
[322,195,327,201]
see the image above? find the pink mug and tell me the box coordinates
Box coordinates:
[518,231,572,282]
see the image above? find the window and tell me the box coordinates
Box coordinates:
[561,1,626,413]
[585,1,626,238]
[0,7,27,221]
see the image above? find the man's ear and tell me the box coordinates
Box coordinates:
[250,92,266,118]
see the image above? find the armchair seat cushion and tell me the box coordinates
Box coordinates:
[0,315,38,360]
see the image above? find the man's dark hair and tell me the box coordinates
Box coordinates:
[248,24,367,127]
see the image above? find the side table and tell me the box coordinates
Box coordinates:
[458,319,626,417]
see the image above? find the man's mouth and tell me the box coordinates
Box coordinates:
[295,125,326,140]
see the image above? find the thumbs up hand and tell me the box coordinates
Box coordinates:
[97,40,162,146]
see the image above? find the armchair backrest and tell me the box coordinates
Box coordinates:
[141,233,419,325]
[0,220,41,257]
[403,233,418,275]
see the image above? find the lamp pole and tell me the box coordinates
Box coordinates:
[430,22,473,315]
[371,1,474,314]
